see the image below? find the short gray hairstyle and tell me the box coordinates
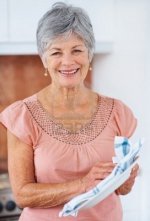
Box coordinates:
[36,2,95,61]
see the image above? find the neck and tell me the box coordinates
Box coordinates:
[46,84,89,109]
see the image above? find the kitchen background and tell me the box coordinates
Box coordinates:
[0,0,149,220]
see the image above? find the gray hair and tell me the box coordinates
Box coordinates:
[36,2,95,61]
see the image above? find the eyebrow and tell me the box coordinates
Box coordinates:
[49,45,85,51]
[72,45,84,48]
[49,48,61,52]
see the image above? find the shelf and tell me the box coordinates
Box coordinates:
[0,42,37,55]
[0,41,113,55]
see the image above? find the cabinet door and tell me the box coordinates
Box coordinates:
[0,55,51,170]
[0,0,8,41]
[9,0,57,42]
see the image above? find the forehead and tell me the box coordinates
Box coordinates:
[48,34,86,49]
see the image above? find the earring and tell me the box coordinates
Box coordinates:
[89,66,92,71]
[44,68,48,77]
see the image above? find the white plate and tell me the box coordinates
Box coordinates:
[81,160,138,210]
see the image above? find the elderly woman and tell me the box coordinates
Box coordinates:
[0,2,139,221]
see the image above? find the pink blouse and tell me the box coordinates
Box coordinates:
[0,94,137,221]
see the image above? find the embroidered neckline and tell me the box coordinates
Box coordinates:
[24,94,114,145]
[35,94,100,135]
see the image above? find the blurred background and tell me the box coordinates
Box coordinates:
[0,0,149,220]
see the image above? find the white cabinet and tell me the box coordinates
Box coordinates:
[68,0,114,42]
[68,0,114,53]
[8,0,57,42]
[0,0,114,54]
[0,0,8,41]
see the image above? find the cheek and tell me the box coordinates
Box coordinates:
[47,60,58,72]
[79,57,90,68]
[82,62,90,74]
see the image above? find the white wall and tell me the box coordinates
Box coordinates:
[93,0,149,220]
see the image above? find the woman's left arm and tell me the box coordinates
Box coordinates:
[115,164,139,195]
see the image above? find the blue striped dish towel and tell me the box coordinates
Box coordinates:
[59,136,144,217]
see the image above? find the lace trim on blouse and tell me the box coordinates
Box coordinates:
[24,96,114,145]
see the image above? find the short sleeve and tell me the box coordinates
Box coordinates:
[0,100,38,146]
[113,99,137,138]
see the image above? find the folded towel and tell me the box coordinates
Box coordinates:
[59,136,144,217]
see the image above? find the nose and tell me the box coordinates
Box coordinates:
[61,52,74,66]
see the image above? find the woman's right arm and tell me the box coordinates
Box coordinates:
[7,130,114,209]
[7,130,85,208]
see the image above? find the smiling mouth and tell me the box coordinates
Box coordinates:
[59,69,79,77]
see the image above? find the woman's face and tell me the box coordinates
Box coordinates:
[43,34,90,88]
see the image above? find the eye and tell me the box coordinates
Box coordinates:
[50,51,61,56]
[73,49,83,54]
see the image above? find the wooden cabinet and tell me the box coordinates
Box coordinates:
[0,0,8,41]
[0,55,51,171]
[0,55,91,172]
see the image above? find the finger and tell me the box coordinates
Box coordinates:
[128,172,137,180]
[92,170,112,180]
[95,162,115,168]
[122,178,135,188]
[95,164,116,173]
[133,164,139,171]
[125,180,135,189]
[93,167,114,177]
[126,173,137,184]
[131,167,139,177]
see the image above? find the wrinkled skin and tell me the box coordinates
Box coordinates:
[115,164,139,195]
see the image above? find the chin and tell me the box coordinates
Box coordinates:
[60,84,78,89]
[59,80,81,88]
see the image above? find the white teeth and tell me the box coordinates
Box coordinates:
[60,69,78,75]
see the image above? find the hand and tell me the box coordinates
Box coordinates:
[81,162,115,192]
[115,163,139,195]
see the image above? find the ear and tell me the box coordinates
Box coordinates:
[41,53,47,68]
